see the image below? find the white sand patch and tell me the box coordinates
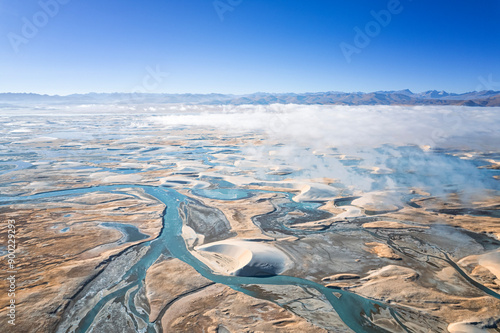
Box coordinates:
[359,166,393,175]
[175,161,210,172]
[478,249,500,280]
[53,161,85,168]
[10,128,32,133]
[102,174,142,183]
[351,191,404,213]
[118,162,146,169]
[267,165,298,175]
[459,249,500,281]
[194,240,292,276]
[182,226,205,248]
[293,184,341,202]
[335,205,364,219]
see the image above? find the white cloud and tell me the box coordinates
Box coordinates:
[151,104,500,198]
[151,104,500,151]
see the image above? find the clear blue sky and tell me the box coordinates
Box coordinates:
[1,0,499,95]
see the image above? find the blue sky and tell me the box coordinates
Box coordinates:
[0,0,499,95]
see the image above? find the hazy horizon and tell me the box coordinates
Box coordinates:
[1,88,499,96]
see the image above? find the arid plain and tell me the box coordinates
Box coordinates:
[1,104,500,333]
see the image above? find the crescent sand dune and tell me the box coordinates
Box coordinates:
[293,183,342,202]
[193,239,292,276]
[351,191,403,214]
[459,248,500,289]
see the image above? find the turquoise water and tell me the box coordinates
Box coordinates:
[192,177,251,200]
[192,188,251,200]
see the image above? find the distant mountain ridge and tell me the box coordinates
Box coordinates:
[1,90,499,107]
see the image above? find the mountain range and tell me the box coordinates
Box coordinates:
[1,90,499,107]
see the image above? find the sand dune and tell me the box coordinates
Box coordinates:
[351,191,403,213]
[459,249,500,282]
[479,250,500,280]
[293,184,341,202]
[194,240,291,276]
